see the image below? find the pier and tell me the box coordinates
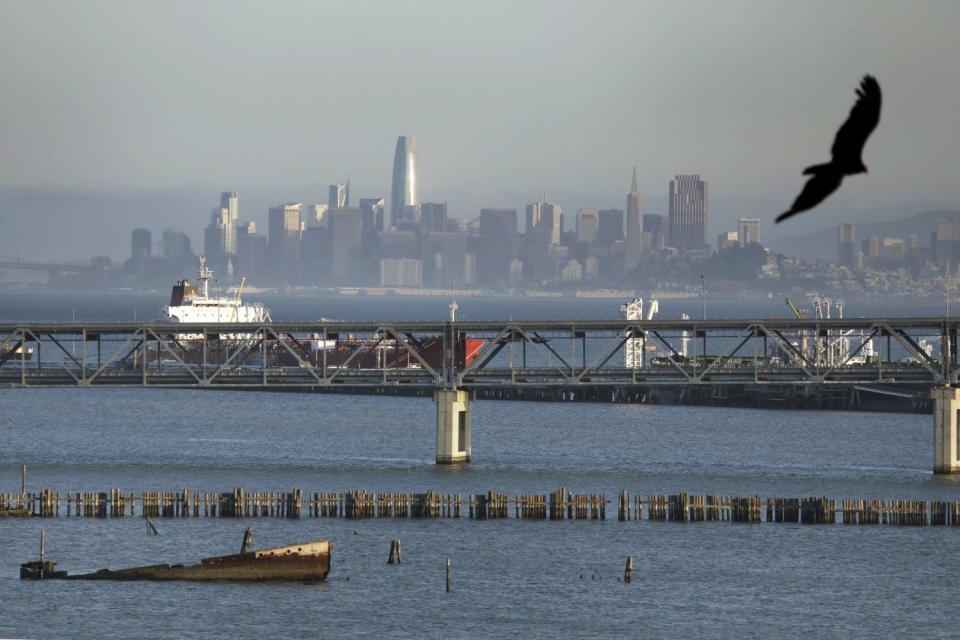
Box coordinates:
[2,317,960,471]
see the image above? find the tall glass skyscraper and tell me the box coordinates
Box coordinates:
[390,136,418,229]
[668,175,708,251]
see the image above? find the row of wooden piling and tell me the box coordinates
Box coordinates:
[5,490,960,526]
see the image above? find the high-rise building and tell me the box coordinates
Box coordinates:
[596,209,625,245]
[305,203,328,228]
[236,222,267,280]
[420,202,448,233]
[131,228,151,261]
[204,208,229,263]
[642,214,667,249]
[478,208,518,287]
[268,203,302,283]
[161,229,192,263]
[380,258,423,287]
[525,194,562,244]
[359,197,385,255]
[933,219,958,267]
[838,223,855,267]
[717,231,739,250]
[328,207,363,283]
[668,175,708,251]
[219,192,239,255]
[329,182,349,209]
[576,209,598,244]
[625,167,644,270]
[390,136,418,229]
[738,217,760,246]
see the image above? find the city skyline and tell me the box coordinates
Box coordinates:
[1,1,959,261]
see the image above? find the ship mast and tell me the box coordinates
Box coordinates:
[198,256,213,300]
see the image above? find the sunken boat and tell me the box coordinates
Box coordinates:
[21,531,331,583]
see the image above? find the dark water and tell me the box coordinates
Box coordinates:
[1,293,959,639]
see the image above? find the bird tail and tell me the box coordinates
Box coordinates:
[775,209,798,223]
[802,163,832,175]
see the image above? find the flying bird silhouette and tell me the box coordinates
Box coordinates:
[776,75,881,223]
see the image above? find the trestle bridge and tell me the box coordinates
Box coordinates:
[2,317,959,471]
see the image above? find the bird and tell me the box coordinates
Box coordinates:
[776,75,882,223]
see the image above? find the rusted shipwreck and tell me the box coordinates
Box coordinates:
[21,530,331,582]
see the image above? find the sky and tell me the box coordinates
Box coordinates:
[1,0,959,261]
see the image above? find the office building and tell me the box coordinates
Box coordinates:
[596,209,625,245]
[131,228,151,261]
[161,229,192,263]
[738,217,760,246]
[219,192,239,255]
[717,231,739,250]
[236,222,267,280]
[668,174,708,251]
[390,136,418,228]
[268,203,302,283]
[420,202,448,233]
[328,207,363,283]
[838,223,855,267]
[380,258,423,287]
[329,182,349,209]
[625,167,644,270]
[576,208,598,244]
[642,214,667,249]
[305,203,328,228]
[478,208,518,286]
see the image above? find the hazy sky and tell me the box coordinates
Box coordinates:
[1,0,959,260]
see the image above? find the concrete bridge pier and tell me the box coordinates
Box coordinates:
[435,389,471,464]
[932,386,960,473]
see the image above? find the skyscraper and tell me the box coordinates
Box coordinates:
[596,209,625,245]
[668,175,708,251]
[219,192,239,255]
[420,202,448,232]
[525,194,562,244]
[738,217,760,246]
[576,209,598,243]
[268,203,302,283]
[131,228,151,261]
[642,214,667,249]
[838,223,855,266]
[390,136,418,229]
[625,167,644,270]
[478,208,518,287]
[329,182,349,209]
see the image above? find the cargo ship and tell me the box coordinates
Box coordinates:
[155,257,483,370]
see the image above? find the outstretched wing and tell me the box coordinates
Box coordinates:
[776,169,844,223]
[830,75,882,168]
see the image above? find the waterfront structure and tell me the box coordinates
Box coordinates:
[478,208,518,287]
[738,217,760,246]
[390,136,418,229]
[131,228,151,261]
[625,168,644,271]
[668,175,708,251]
[576,209,598,243]
[268,203,303,283]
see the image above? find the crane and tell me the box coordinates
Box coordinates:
[785,298,806,319]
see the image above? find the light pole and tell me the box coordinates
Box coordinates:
[700,274,706,320]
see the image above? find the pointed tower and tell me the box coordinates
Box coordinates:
[625,166,643,271]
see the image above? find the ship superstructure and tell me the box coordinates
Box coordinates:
[162,257,271,324]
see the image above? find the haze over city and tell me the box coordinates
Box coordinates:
[1,0,959,262]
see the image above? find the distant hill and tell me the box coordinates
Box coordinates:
[766,210,960,261]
